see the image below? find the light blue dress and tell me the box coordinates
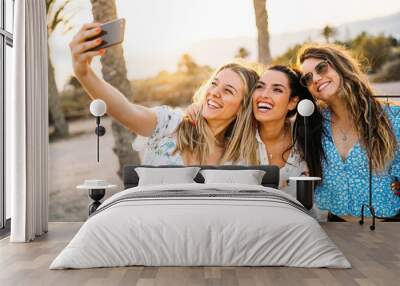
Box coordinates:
[315,105,400,217]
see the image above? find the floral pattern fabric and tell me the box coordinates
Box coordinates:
[140,106,185,165]
[315,106,400,217]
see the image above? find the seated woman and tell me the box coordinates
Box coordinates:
[69,23,258,165]
[296,43,400,218]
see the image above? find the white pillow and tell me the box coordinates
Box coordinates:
[135,167,200,186]
[200,169,266,185]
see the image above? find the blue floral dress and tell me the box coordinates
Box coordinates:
[315,106,400,217]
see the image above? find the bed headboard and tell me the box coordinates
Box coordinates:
[123,165,280,189]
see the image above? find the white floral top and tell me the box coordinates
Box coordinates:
[132,105,243,166]
[255,129,327,221]
[133,106,185,165]
[255,129,308,198]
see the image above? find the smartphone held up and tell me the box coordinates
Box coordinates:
[88,18,126,52]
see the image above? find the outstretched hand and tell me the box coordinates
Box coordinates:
[69,23,105,77]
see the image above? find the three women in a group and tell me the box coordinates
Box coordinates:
[70,23,400,218]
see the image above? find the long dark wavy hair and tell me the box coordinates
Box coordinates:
[297,43,397,172]
[239,65,325,179]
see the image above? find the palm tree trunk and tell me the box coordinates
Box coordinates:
[90,0,140,177]
[253,0,272,64]
[48,42,69,138]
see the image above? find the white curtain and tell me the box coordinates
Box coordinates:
[8,0,49,242]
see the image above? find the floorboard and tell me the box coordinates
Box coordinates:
[0,222,399,286]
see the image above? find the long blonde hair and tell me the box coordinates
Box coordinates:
[297,43,397,172]
[174,62,259,164]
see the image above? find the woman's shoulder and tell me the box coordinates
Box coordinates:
[149,105,184,139]
[381,104,400,134]
[317,107,332,134]
[151,105,184,120]
[382,104,400,119]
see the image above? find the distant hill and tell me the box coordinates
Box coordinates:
[53,11,400,86]
[186,12,400,68]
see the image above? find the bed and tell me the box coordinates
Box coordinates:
[50,165,350,269]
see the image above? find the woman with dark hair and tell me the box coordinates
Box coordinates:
[296,43,400,219]
[236,65,325,200]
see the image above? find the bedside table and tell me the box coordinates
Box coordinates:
[289,177,321,210]
[77,180,117,215]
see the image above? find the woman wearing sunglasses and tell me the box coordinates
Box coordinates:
[70,23,259,165]
[296,43,400,219]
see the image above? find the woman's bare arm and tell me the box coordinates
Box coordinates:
[77,69,157,136]
[70,23,157,137]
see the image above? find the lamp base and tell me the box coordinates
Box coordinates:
[296,180,315,210]
[289,177,320,210]
[88,189,105,215]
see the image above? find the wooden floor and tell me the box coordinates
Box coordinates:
[0,222,399,286]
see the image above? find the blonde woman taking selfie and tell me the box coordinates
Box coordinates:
[69,23,259,165]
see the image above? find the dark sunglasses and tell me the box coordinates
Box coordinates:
[300,60,330,87]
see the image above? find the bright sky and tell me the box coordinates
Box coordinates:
[50,0,400,89]
[268,0,400,34]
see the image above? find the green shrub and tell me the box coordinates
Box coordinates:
[131,66,212,107]
[273,44,302,66]
[350,32,392,73]
[371,59,400,82]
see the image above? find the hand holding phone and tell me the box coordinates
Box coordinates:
[88,18,126,51]
[70,19,126,77]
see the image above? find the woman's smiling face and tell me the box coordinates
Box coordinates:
[252,69,298,123]
[201,68,244,122]
[301,57,341,102]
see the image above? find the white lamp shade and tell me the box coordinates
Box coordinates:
[297,99,315,117]
[90,99,107,117]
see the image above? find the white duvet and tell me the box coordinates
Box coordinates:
[50,183,351,269]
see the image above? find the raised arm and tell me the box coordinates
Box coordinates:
[69,23,157,137]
